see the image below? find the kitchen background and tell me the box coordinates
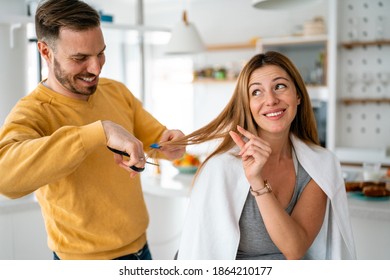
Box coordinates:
[0,0,389,260]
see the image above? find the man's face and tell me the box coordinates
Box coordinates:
[46,27,106,100]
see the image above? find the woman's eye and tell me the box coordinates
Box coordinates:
[275,83,286,90]
[251,89,262,96]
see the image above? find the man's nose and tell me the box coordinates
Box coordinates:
[87,57,103,75]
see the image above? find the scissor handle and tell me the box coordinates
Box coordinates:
[107,146,145,172]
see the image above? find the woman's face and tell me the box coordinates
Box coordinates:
[248,64,301,136]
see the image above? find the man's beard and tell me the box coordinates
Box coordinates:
[53,57,98,96]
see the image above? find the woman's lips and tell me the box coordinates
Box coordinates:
[264,109,286,117]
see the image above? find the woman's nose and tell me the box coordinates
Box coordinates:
[264,90,279,105]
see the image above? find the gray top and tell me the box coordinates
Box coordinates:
[236,159,311,260]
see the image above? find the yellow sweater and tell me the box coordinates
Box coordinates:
[0,78,166,259]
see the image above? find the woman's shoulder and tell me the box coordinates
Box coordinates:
[194,148,246,189]
[292,135,338,161]
[198,147,243,179]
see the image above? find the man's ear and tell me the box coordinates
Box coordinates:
[37,41,52,62]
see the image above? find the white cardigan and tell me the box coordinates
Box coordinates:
[177,135,356,260]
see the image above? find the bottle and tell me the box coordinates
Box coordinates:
[315,61,323,85]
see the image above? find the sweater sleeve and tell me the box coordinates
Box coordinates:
[0,120,106,199]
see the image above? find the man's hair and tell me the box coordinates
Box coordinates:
[35,0,100,48]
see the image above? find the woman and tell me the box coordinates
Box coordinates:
[170,51,356,260]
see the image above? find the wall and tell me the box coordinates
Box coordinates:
[0,0,28,125]
[334,0,390,164]
[93,0,328,45]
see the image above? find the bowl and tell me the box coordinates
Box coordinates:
[174,165,198,174]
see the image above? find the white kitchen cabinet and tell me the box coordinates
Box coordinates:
[144,194,188,260]
[348,194,390,259]
[0,213,13,259]
[351,216,390,259]
[141,162,191,260]
[0,196,51,260]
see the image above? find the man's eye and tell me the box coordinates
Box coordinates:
[73,56,86,61]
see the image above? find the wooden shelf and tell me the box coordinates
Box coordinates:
[341,162,390,169]
[259,35,328,47]
[341,40,390,49]
[206,42,256,51]
[340,98,390,105]
[0,15,171,33]
[192,78,237,84]
[101,22,171,33]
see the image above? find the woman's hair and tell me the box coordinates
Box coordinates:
[164,51,319,168]
[35,0,100,49]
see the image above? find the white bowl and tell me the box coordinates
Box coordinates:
[174,165,198,174]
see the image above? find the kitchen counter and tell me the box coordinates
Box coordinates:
[1,164,388,221]
[342,165,390,222]
[141,161,390,220]
[141,169,193,198]
[347,193,390,221]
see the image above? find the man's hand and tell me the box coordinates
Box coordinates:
[159,129,186,160]
[102,120,145,177]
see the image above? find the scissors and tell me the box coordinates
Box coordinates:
[107,144,160,172]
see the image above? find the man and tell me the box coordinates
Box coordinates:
[0,0,185,260]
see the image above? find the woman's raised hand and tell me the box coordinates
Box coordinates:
[229,125,271,186]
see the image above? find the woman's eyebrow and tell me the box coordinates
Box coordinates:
[248,76,290,90]
[248,82,261,90]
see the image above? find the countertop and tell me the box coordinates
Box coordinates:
[141,164,193,198]
[342,165,390,221]
[2,162,389,222]
[141,161,390,222]
[347,192,390,221]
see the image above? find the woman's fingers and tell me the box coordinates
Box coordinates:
[236,125,255,140]
[229,131,246,148]
[232,126,271,155]
[231,126,271,183]
[241,144,270,162]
